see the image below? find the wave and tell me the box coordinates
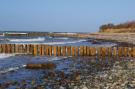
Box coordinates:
[55,32,77,35]
[42,39,86,45]
[54,37,69,40]
[8,37,45,42]
[0,53,15,59]
[47,57,68,61]
[0,64,26,74]
[8,39,86,45]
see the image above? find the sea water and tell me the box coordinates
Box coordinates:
[0,32,116,88]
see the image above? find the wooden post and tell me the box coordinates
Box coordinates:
[123,47,128,57]
[53,46,57,56]
[39,45,42,56]
[18,44,21,53]
[11,44,15,53]
[132,47,135,57]
[48,45,52,56]
[128,47,132,57]
[71,46,75,56]
[41,45,45,56]
[15,44,19,54]
[67,46,71,56]
[86,46,90,56]
[83,46,87,56]
[45,45,49,56]
[97,47,101,58]
[0,44,1,53]
[57,46,61,56]
[29,44,33,54]
[4,44,8,53]
[90,47,96,57]
[62,46,66,56]
[21,44,24,53]
[118,47,123,57]
[107,47,112,58]
[33,44,38,56]
[101,47,106,58]
[3,44,6,53]
[7,44,11,53]
[23,44,27,53]
[26,44,30,54]
[75,46,79,56]
[80,46,84,56]
[113,47,117,58]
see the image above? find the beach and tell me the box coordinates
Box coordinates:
[0,32,135,89]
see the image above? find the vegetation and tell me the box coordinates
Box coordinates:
[99,21,135,32]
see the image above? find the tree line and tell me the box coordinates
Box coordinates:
[99,21,135,32]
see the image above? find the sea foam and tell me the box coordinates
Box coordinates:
[0,53,15,59]
[8,37,45,42]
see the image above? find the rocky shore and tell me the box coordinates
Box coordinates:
[0,57,135,89]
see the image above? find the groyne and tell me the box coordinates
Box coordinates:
[0,44,135,57]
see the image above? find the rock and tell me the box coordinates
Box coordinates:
[82,86,88,89]
[76,75,81,81]
[73,86,78,89]
[59,86,65,89]
[26,62,56,69]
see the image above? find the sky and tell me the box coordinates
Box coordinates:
[0,0,135,32]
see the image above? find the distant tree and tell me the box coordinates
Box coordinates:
[99,21,135,32]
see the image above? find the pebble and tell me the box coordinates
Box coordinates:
[59,86,65,89]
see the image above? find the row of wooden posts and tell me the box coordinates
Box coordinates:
[0,44,135,57]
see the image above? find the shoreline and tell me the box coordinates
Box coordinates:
[2,32,135,46]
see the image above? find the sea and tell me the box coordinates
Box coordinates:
[0,32,116,88]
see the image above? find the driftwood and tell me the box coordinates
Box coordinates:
[26,62,56,69]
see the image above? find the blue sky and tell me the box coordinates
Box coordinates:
[0,0,135,32]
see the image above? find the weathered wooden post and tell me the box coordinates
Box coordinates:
[113,47,117,58]
[71,46,75,56]
[0,44,1,53]
[75,46,79,56]
[33,44,38,56]
[45,45,49,56]
[107,47,112,58]
[123,47,128,57]
[97,47,101,58]
[26,44,30,54]
[5,44,8,53]
[57,46,61,56]
[132,47,135,57]
[90,47,96,57]
[11,44,15,53]
[15,44,19,54]
[80,46,84,56]
[48,45,52,56]
[23,44,26,54]
[7,44,11,53]
[29,44,33,54]
[62,46,66,56]
[39,44,42,56]
[53,46,57,56]
[86,46,90,56]
[128,47,132,57]
[67,46,71,56]
[101,47,106,58]
[118,47,123,57]
[83,46,87,56]
[41,45,45,56]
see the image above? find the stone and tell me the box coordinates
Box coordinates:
[26,62,56,69]
[82,86,88,89]
[59,86,65,89]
